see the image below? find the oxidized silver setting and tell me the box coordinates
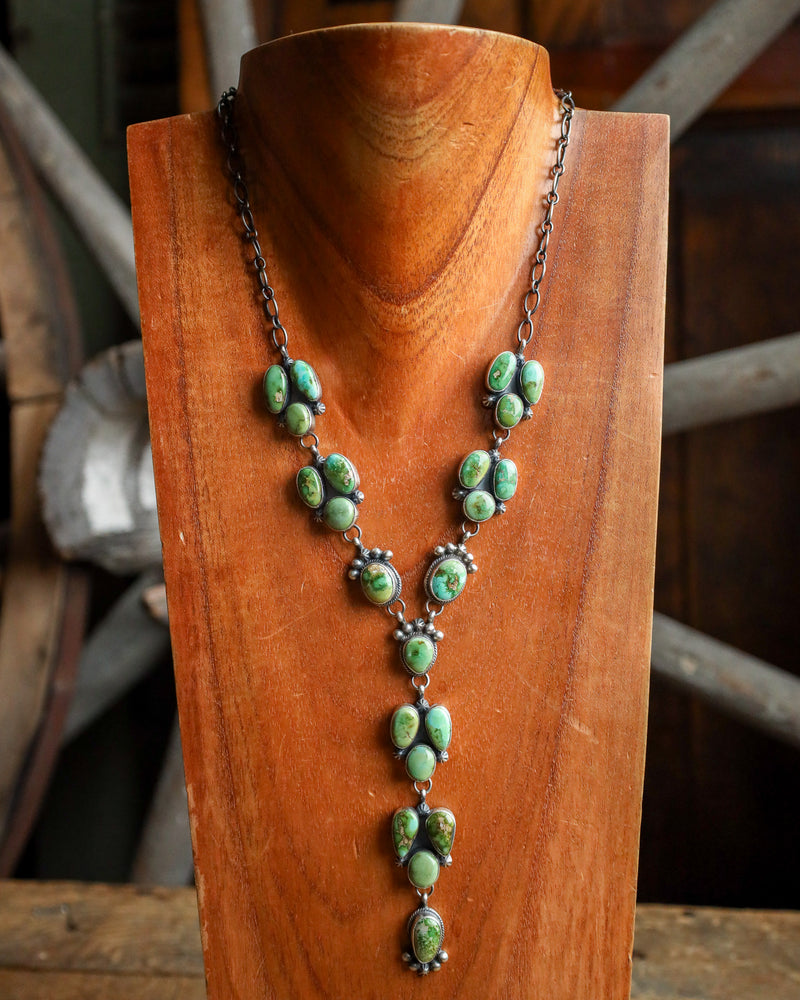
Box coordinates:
[390,696,450,766]
[393,618,443,676]
[482,350,538,423]
[452,447,509,517]
[424,543,477,604]
[299,451,365,523]
[403,905,449,976]
[348,548,401,606]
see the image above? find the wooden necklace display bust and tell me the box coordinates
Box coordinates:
[128,23,668,1000]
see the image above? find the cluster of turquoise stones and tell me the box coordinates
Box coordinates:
[483,350,544,429]
[263,358,325,436]
[296,452,364,532]
[453,449,518,522]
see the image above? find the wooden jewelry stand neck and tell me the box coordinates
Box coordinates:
[128,23,668,1000]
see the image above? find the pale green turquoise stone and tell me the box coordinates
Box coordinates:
[495,392,523,429]
[290,359,321,402]
[412,913,443,963]
[486,350,517,392]
[402,636,436,675]
[263,365,288,414]
[520,359,544,405]
[322,496,357,531]
[405,745,436,782]
[494,459,518,501]
[391,704,420,749]
[361,562,398,605]
[424,705,452,752]
[392,807,419,859]
[407,849,440,889]
[323,453,358,494]
[459,450,491,489]
[428,558,467,603]
[463,489,495,522]
[285,401,313,436]
[426,808,456,857]
[296,466,323,508]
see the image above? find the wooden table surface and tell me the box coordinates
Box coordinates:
[0,881,798,999]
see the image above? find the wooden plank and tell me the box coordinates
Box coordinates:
[651,613,800,748]
[0,43,138,322]
[130,24,667,999]
[0,971,205,1000]
[1,883,799,997]
[662,332,800,434]
[613,0,800,138]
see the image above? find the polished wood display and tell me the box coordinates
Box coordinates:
[129,24,668,999]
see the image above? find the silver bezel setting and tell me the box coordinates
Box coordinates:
[424,543,477,604]
[402,906,448,976]
[348,548,401,606]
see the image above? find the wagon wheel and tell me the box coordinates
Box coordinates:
[0,104,89,873]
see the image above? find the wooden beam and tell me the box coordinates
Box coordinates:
[63,570,170,744]
[612,0,800,140]
[198,0,258,101]
[662,332,800,434]
[130,718,194,887]
[393,0,464,22]
[651,612,800,749]
[0,45,138,323]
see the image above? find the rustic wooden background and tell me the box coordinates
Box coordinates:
[0,0,797,918]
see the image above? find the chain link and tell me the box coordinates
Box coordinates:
[516,90,574,351]
[218,88,289,356]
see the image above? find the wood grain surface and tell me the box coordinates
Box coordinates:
[1,881,799,999]
[129,24,668,999]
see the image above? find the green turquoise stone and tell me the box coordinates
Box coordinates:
[495,392,523,429]
[402,636,436,675]
[406,745,436,782]
[486,350,517,392]
[322,496,357,531]
[411,912,443,963]
[408,849,440,889]
[463,489,495,522]
[428,558,467,603]
[424,705,452,752]
[494,459,518,501]
[392,807,419,859]
[290,359,321,402]
[361,562,399,605]
[520,359,544,405]
[285,401,313,436]
[263,365,288,413]
[296,466,323,508]
[323,453,358,494]
[458,450,491,489]
[391,704,420,749]
[426,808,456,857]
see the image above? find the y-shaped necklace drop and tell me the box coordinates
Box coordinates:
[218,88,574,976]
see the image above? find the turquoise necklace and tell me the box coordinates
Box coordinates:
[218,87,574,976]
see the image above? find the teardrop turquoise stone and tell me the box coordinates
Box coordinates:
[392,807,419,859]
[323,453,358,494]
[427,558,467,603]
[412,912,443,963]
[458,450,491,489]
[407,849,440,888]
[290,359,321,402]
[391,704,420,749]
[486,351,516,392]
[426,808,456,856]
[463,489,495,522]
[406,745,436,782]
[296,466,323,508]
[402,636,436,675]
[285,401,313,436]
[520,359,544,405]
[424,704,451,751]
[322,496,357,531]
[495,392,523,429]
[263,365,288,413]
[494,459,518,501]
